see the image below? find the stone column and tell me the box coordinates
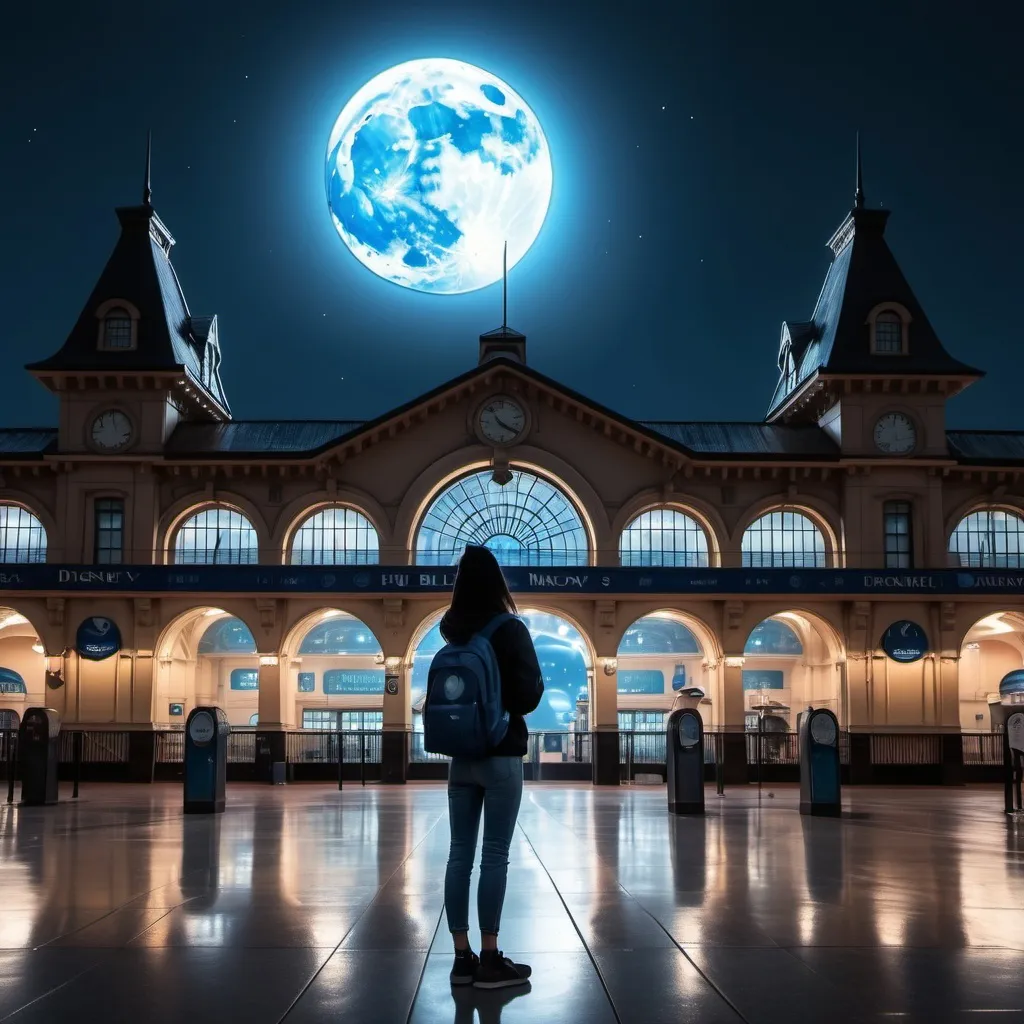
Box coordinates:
[590,621,620,785]
[255,658,285,783]
[720,657,748,784]
[381,649,411,784]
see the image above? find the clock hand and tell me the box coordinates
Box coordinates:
[493,415,519,433]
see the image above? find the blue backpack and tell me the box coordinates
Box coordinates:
[423,613,514,758]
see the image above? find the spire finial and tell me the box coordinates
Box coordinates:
[854,131,864,210]
[502,240,508,330]
[143,131,152,206]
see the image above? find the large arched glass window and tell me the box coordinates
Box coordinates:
[415,469,588,566]
[0,504,47,563]
[173,507,258,565]
[742,510,826,568]
[619,508,709,567]
[290,507,379,565]
[949,509,1024,569]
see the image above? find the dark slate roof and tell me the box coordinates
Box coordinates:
[25,204,230,415]
[641,422,839,457]
[947,431,1024,464]
[768,205,982,417]
[165,421,365,456]
[0,429,57,457]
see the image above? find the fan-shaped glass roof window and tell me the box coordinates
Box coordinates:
[618,615,702,655]
[198,616,257,655]
[415,469,588,566]
[290,507,379,565]
[744,619,804,656]
[298,615,382,656]
[741,510,826,568]
[619,509,710,567]
[949,509,1024,569]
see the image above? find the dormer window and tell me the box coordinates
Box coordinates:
[102,309,132,349]
[874,313,903,353]
[868,303,910,356]
[95,299,139,351]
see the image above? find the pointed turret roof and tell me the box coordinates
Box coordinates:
[26,138,230,418]
[767,146,981,419]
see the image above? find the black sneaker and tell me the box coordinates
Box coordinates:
[450,949,479,986]
[473,950,532,989]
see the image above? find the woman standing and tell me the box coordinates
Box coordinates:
[436,545,544,989]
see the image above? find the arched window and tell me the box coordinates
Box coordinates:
[949,509,1024,569]
[873,311,904,354]
[742,509,826,568]
[101,307,133,350]
[744,619,804,656]
[198,617,257,654]
[619,508,710,567]
[0,504,47,564]
[290,507,379,565]
[415,469,588,566]
[173,507,258,565]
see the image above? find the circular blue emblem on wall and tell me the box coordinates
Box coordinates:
[76,617,121,661]
[880,620,928,664]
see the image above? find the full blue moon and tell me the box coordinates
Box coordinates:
[325,58,553,295]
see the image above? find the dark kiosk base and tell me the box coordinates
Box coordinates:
[184,707,230,814]
[799,707,842,817]
[667,707,705,815]
[1004,711,1024,815]
[19,707,61,807]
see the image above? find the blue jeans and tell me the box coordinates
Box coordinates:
[444,755,524,936]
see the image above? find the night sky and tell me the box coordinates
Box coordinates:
[2,1,1020,429]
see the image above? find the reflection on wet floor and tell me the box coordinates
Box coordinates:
[0,784,1022,1023]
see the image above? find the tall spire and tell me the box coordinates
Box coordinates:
[143,131,153,207]
[502,240,508,330]
[854,131,864,210]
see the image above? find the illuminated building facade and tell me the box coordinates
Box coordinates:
[2,168,1024,785]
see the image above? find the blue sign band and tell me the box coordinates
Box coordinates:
[1,565,1022,596]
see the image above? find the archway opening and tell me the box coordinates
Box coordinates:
[742,612,843,734]
[0,608,44,731]
[615,613,710,732]
[290,611,384,731]
[958,612,1024,733]
[155,610,259,727]
[408,608,592,759]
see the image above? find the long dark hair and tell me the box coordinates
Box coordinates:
[440,545,517,641]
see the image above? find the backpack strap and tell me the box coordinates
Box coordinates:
[476,612,516,642]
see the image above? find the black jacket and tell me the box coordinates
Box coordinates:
[439,610,544,757]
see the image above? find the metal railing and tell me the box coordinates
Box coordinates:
[961,732,1003,765]
[57,731,129,764]
[285,730,382,764]
[869,733,942,765]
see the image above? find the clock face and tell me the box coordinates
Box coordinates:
[873,412,916,455]
[90,410,133,451]
[478,397,526,446]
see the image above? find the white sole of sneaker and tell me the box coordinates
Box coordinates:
[473,977,531,989]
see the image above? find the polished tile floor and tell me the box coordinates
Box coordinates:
[1,782,1023,1023]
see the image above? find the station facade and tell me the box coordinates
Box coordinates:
[2,164,1024,784]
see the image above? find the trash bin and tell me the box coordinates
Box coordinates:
[1004,710,1024,814]
[798,707,841,817]
[184,707,230,814]
[666,707,704,815]
[19,707,60,806]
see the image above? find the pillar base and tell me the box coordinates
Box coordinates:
[255,730,286,784]
[720,732,749,785]
[381,731,409,784]
[592,730,620,786]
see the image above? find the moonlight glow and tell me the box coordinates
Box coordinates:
[325,58,552,295]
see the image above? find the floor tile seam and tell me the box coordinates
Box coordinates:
[0,953,106,1023]
[404,904,446,1024]
[275,809,446,1024]
[513,819,625,1024]
[34,905,180,951]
